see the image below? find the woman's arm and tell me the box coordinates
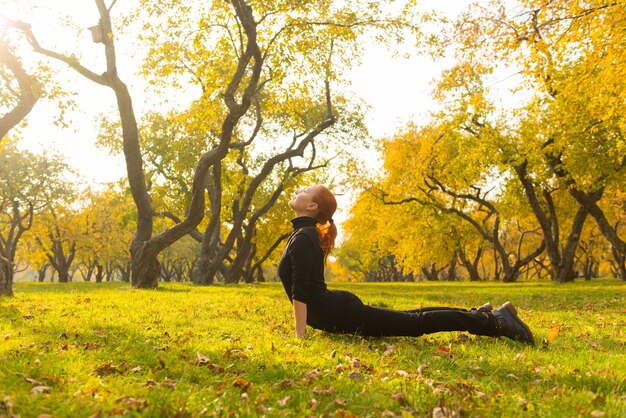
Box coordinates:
[293,299,307,338]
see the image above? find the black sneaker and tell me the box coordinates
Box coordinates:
[492,302,535,345]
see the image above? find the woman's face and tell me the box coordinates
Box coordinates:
[288,186,319,215]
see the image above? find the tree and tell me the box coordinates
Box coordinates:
[70,186,135,282]
[0,143,73,294]
[454,0,626,278]
[29,205,79,283]
[375,121,545,282]
[128,0,420,284]
[17,0,279,288]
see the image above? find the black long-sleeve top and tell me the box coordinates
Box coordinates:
[278,216,328,304]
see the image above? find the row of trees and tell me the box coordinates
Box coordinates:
[4,1,625,290]
[0,142,294,286]
[1,0,427,295]
[339,0,626,283]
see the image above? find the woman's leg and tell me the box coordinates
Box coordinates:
[312,291,497,338]
[355,304,498,337]
[404,302,492,314]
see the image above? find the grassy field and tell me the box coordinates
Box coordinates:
[0,279,624,417]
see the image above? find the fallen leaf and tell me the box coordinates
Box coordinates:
[397,370,409,377]
[115,396,148,411]
[196,352,210,365]
[37,414,53,418]
[330,349,337,358]
[225,348,248,359]
[335,409,357,418]
[207,363,224,373]
[507,373,520,381]
[277,395,290,407]
[0,396,12,410]
[305,370,320,380]
[240,393,249,403]
[94,362,118,376]
[255,392,270,405]
[233,378,251,392]
[547,325,561,341]
[591,410,606,417]
[84,342,99,350]
[279,379,294,388]
[383,345,395,356]
[432,406,457,418]
[514,353,524,361]
[30,386,51,395]
[434,344,453,357]
[313,386,334,396]
[437,344,450,353]
[587,340,605,351]
[391,392,408,406]
[161,379,176,390]
[309,398,318,411]
[476,391,488,402]
[348,371,363,380]
[131,366,142,373]
[517,397,530,410]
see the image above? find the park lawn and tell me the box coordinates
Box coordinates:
[0,280,624,417]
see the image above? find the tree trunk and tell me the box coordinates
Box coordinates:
[459,248,482,281]
[0,40,40,138]
[0,256,13,297]
[255,265,265,282]
[37,265,48,282]
[514,161,588,283]
[57,268,69,283]
[117,263,131,283]
[130,246,160,288]
[444,252,457,281]
[611,246,626,280]
[554,205,588,282]
[95,264,103,283]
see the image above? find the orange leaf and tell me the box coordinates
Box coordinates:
[547,325,561,341]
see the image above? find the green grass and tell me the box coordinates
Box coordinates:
[1,279,625,417]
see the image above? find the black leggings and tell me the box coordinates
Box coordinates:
[306,290,497,338]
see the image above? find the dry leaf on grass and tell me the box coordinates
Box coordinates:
[30,386,51,395]
[277,395,290,407]
[432,406,457,418]
[547,325,561,341]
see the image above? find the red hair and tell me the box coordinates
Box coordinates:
[311,185,337,262]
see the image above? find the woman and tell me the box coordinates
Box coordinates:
[278,185,535,344]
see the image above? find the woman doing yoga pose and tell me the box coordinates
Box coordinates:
[278,185,535,344]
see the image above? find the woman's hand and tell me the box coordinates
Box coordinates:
[293,300,307,338]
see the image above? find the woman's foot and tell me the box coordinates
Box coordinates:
[492,302,535,345]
